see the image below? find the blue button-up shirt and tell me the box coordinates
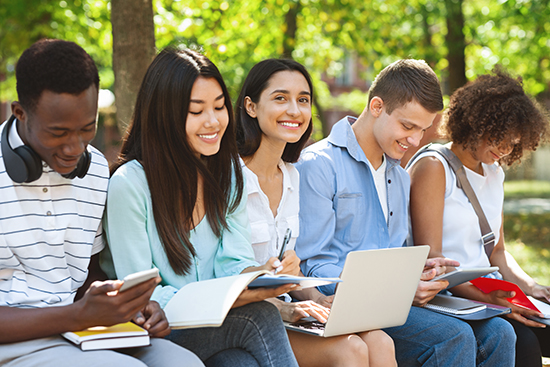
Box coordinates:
[295,116,410,295]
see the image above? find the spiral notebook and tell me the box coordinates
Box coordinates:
[424,294,510,320]
[425,294,487,315]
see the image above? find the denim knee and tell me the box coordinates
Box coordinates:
[474,317,516,367]
[227,301,282,329]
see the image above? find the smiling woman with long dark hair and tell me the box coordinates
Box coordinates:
[100,48,299,367]
[236,58,397,367]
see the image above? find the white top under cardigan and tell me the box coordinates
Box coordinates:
[241,159,300,266]
[407,144,504,268]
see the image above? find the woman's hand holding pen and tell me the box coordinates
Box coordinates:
[274,250,301,275]
[266,227,300,275]
[257,250,301,276]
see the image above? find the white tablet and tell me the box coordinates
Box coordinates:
[430,267,499,289]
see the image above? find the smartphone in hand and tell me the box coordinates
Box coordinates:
[119,268,160,292]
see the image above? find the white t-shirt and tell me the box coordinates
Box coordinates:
[241,159,300,266]
[407,144,504,268]
[0,121,109,308]
[365,155,388,222]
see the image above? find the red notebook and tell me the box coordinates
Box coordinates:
[470,277,538,311]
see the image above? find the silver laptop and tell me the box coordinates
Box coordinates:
[285,246,430,337]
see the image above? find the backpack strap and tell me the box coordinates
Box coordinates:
[406,144,496,259]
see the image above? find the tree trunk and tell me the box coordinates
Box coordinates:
[419,2,437,69]
[281,1,329,138]
[111,0,155,133]
[282,1,300,59]
[444,0,467,94]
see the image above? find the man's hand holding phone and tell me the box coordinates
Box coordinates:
[119,268,160,292]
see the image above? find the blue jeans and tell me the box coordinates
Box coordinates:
[205,349,259,367]
[383,306,516,366]
[166,301,298,367]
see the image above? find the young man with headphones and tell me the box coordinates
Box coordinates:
[0,39,203,367]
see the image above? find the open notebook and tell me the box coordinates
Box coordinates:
[285,246,430,337]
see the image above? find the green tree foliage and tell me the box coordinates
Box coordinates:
[2,0,550,127]
[151,0,450,136]
[464,0,550,96]
[0,0,112,102]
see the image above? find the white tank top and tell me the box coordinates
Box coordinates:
[408,145,504,268]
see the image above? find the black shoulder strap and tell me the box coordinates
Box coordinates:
[407,144,495,259]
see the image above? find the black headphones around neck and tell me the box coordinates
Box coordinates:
[1,115,91,183]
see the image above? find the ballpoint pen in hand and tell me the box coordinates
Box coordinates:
[274,228,292,274]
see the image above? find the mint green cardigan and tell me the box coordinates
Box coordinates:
[100,160,258,308]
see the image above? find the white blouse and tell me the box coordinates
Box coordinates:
[241,159,300,265]
[407,144,504,268]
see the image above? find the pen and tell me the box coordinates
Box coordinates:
[278,228,292,261]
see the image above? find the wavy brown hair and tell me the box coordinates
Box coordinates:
[111,48,243,275]
[439,67,549,166]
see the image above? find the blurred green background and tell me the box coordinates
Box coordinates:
[504,181,550,285]
[2,0,550,285]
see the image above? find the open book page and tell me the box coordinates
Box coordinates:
[527,296,550,318]
[164,271,343,329]
[164,271,269,329]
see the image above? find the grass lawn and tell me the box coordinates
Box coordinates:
[503,180,550,285]
[504,180,550,199]
[504,212,550,286]
[496,181,549,364]
[505,238,550,286]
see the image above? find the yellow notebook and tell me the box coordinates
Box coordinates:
[62,322,150,351]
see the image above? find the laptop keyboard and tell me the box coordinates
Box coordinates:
[288,319,326,331]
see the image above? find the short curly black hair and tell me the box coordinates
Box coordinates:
[439,67,548,166]
[16,39,99,112]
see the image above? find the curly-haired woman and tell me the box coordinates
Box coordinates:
[408,68,550,367]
